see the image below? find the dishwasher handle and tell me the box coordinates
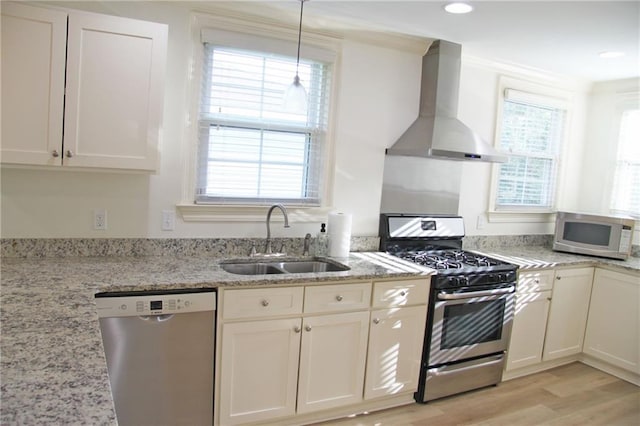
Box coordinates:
[139,314,175,322]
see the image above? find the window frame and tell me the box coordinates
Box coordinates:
[488,77,573,223]
[178,12,341,222]
[608,92,640,218]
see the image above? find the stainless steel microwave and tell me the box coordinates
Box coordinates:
[553,211,635,260]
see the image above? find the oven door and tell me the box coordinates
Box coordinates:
[429,285,515,365]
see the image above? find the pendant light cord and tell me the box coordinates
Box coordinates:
[295,0,305,76]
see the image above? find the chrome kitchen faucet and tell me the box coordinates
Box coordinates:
[264,204,290,254]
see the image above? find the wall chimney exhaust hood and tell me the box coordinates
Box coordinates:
[387,40,508,163]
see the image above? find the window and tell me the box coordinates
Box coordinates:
[494,89,568,211]
[610,108,640,217]
[196,44,332,206]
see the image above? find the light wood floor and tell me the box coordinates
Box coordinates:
[315,363,640,426]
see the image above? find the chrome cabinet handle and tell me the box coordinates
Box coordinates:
[305,325,312,332]
[400,291,407,297]
[65,150,74,158]
[261,299,269,307]
[373,318,380,324]
[294,326,301,333]
[336,295,343,301]
[534,278,540,283]
[556,276,561,280]
[52,150,60,158]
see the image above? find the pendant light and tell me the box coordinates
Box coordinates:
[283,0,308,112]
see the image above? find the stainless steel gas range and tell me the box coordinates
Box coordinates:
[379,214,518,402]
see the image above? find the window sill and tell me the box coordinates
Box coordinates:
[487,210,557,224]
[177,203,334,223]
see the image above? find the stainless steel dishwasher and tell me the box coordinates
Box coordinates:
[95,288,216,426]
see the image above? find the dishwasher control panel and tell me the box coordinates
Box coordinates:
[95,290,216,318]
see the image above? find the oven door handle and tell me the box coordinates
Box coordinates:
[437,286,515,300]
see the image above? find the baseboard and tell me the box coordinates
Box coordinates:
[503,354,640,387]
[580,354,640,386]
[502,356,578,381]
[252,393,416,426]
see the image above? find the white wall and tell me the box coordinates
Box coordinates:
[457,59,591,235]
[578,78,640,213]
[0,1,609,240]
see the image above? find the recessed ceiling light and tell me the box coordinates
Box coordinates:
[444,2,474,14]
[599,51,625,59]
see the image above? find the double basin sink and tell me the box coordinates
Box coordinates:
[221,258,350,275]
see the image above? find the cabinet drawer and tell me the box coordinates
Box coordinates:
[304,283,372,313]
[372,278,430,308]
[518,270,554,293]
[222,287,303,320]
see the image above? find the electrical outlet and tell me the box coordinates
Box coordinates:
[162,210,175,231]
[476,215,486,230]
[94,209,107,230]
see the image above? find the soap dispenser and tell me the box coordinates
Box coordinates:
[316,223,328,256]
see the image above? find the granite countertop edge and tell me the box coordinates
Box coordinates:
[469,246,640,273]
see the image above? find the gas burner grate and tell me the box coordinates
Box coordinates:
[391,249,506,271]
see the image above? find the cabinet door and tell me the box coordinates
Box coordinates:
[543,267,594,361]
[1,3,66,165]
[364,305,427,399]
[64,11,166,170]
[219,318,302,425]
[506,291,551,370]
[584,268,640,373]
[297,311,370,414]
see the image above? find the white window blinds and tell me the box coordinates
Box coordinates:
[495,89,567,210]
[196,43,332,205]
[610,108,640,217]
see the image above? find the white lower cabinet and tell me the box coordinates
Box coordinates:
[219,318,302,425]
[506,267,594,372]
[506,290,551,370]
[218,277,431,425]
[506,269,553,371]
[365,305,427,399]
[543,267,594,361]
[584,268,640,374]
[297,311,370,414]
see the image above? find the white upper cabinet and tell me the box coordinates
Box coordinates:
[1,3,167,171]
[1,3,67,165]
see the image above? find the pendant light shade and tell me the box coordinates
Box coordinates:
[283,0,308,112]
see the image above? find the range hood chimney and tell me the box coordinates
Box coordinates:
[387,40,507,163]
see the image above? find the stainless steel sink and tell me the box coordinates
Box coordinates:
[277,261,350,273]
[221,263,285,275]
[220,259,350,275]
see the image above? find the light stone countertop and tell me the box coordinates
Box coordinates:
[0,252,433,425]
[469,246,640,273]
[1,248,638,425]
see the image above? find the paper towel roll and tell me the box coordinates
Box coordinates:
[328,212,352,257]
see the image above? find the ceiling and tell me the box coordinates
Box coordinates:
[223,0,640,83]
